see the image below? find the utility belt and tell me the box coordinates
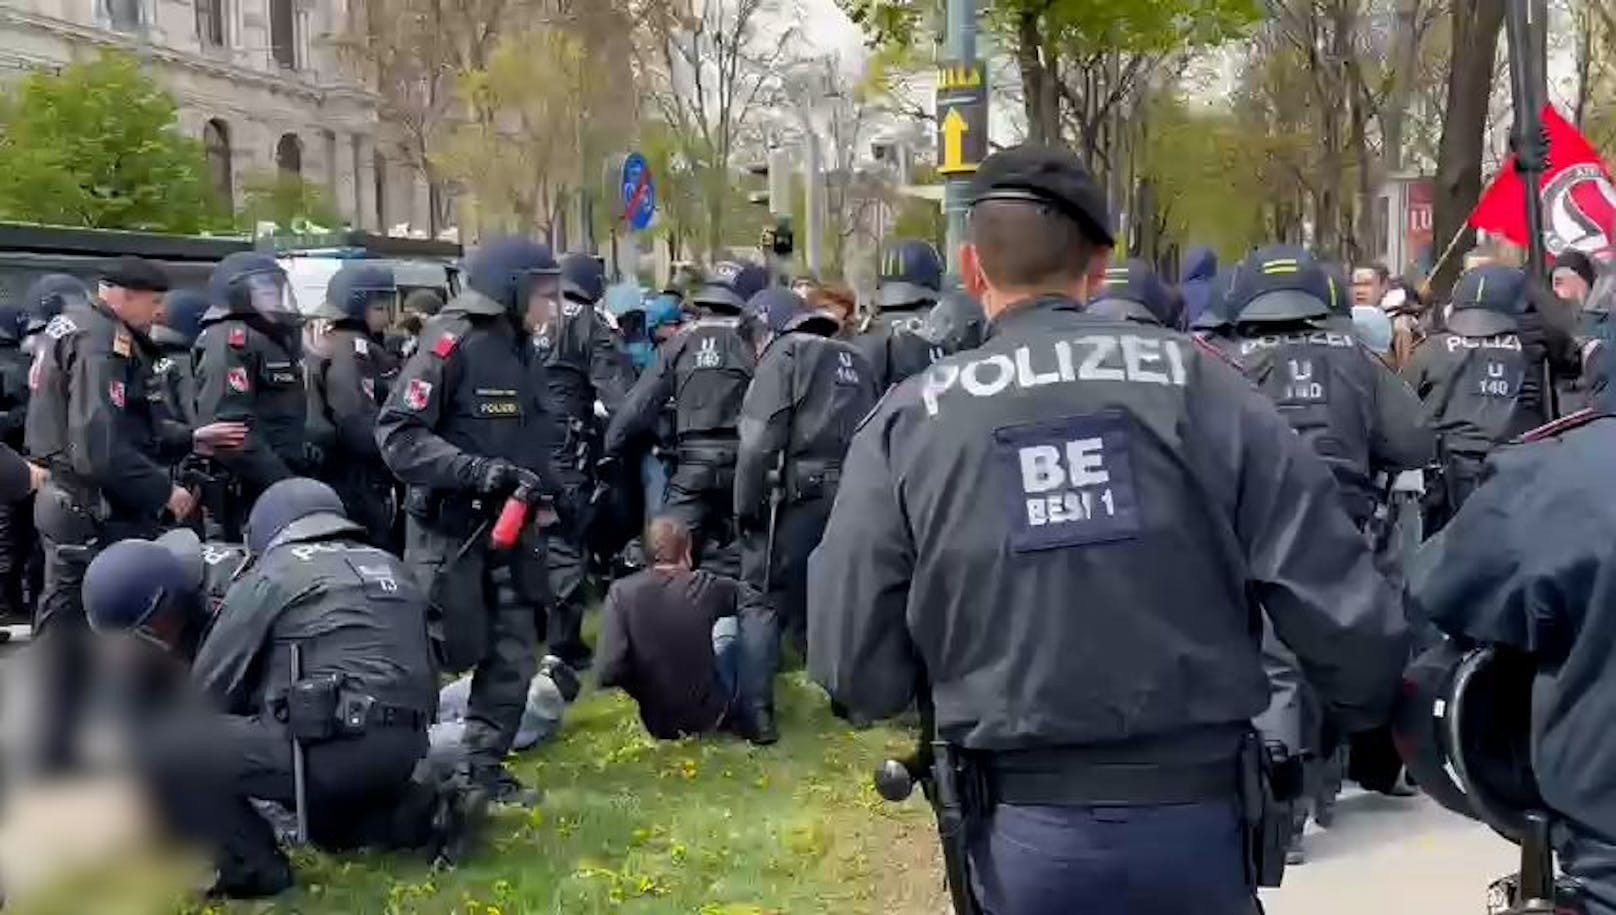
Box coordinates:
[783,460,840,503]
[403,486,497,536]
[272,675,428,743]
[676,437,738,466]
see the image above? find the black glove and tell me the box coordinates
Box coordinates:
[594,454,619,479]
[1264,742,1304,803]
[475,458,520,495]
[1347,725,1405,795]
[511,466,544,496]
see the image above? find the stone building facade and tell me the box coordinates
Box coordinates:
[0,0,434,233]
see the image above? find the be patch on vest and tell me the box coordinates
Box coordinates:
[994,411,1141,552]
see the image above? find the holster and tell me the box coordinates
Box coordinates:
[282,676,419,743]
[1238,731,1290,888]
[785,460,841,503]
[930,743,986,915]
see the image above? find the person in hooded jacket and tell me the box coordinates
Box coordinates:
[86,479,482,899]
[1178,246,1219,328]
[193,253,312,540]
[304,263,399,547]
[603,262,767,578]
[151,288,209,425]
[536,253,635,669]
[376,237,564,806]
[733,288,878,742]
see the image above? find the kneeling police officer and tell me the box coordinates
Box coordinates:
[84,479,480,899]
[808,145,1409,914]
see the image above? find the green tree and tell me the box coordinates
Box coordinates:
[236,170,341,232]
[0,52,221,232]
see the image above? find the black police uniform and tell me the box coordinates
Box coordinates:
[305,264,398,547]
[856,239,944,390]
[1206,247,1433,530]
[603,264,767,578]
[0,304,34,622]
[193,253,310,539]
[1403,266,1539,527]
[734,290,878,730]
[24,262,196,772]
[808,146,1408,915]
[151,493,438,895]
[1409,412,1616,914]
[151,288,210,426]
[376,237,561,796]
[536,254,635,667]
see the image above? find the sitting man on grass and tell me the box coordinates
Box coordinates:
[598,517,773,743]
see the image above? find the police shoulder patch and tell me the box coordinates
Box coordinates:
[112,329,132,358]
[432,333,458,358]
[994,410,1142,553]
[107,379,126,408]
[227,326,247,348]
[354,336,370,356]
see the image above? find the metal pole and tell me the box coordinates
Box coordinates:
[805,130,824,279]
[1505,0,1549,284]
[943,0,978,282]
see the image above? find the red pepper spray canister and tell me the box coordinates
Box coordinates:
[489,482,534,550]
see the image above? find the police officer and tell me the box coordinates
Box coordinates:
[856,239,944,389]
[85,479,479,899]
[193,252,311,540]
[536,253,635,668]
[603,262,767,577]
[19,274,90,354]
[24,256,246,773]
[377,236,563,805]
[807,145,1409,914]
[0,301,32,628]
[733,288,877,743]
[1403,265,1536,529]
[1086,259,1183,328]
[1408,410,1616,913]
[1205,245,1434,531]
[151,288,209,425]
[915,290,987,362]
[305,263,398,546]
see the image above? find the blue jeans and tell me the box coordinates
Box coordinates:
[970,801,1259,915]
[712,616,739,700]
[641,452,669,518]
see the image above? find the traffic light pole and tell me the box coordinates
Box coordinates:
[943,0,977,282]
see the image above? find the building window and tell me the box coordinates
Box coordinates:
[101,0,144,32]
[270,0,296,69]
[204,119,233,208]
[373,152,387,229]
[196,0,225,46]
[276,133,303,178]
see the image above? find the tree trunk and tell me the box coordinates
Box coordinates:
[1380,0,1423,175]
[1431,0,1506,300]
[1015,11,1059,144]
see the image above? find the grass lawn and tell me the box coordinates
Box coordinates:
[16,674,947,915]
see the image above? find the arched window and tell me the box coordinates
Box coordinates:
[269,0,296,68]
[276,133,303,178]
[203,119,232,208]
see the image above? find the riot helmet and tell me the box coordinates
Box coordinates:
[310,262,397,329]
[919,290,986,355]
[159,288,210,346]
[1088,259,1181,327]
[877,239,944,310]
[208,252,297,327]
[462,236,561,323]
[751,287,838,340]
[84,537,205,655]
[22,273,91,335]
[1447,265,1525,338]
[1223,245,1334,325]
[692,261,769,314]
[1393,640,1544,844]
[244,477,360,556]
[1189,272,1236,332]
[559,253,607,306]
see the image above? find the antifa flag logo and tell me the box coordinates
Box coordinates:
[1544,164,1616,255]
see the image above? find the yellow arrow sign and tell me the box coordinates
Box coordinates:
[939,107,973,175]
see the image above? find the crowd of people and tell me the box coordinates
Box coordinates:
[0,139,1614,911]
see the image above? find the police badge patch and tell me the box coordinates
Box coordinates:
[107,380,125,408]
[405,378,432,410]
[227,367,250,393]
[994,411,1142,553]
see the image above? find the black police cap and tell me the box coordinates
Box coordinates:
[102,256,171,293]
[967,144,1114,247]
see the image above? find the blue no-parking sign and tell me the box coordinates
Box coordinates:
[621,153,656,232]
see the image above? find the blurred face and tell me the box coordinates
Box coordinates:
[1351,268,1385,307]
[1553,269,1591,304]
[101,284,163,330]
[366,300,391,335]
[522,274,562,333]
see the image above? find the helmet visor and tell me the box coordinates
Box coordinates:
[522,272,562,330]
[246,272,296,321]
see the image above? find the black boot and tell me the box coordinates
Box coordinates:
[204,853,294,900]
[431,778,490,867]
[739,707,779,746]
[470,764,542,809]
